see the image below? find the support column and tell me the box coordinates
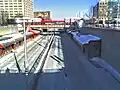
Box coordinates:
[64,18,66,30]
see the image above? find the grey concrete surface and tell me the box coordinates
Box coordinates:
[61,33,120,90]
[36,33,120,90]
[79,27,120,72]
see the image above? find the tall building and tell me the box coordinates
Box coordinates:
[93,0,120,24]
[98,0,108,22]
[0,0,33,19]
[108,0,120,21]
[93,3,99,19]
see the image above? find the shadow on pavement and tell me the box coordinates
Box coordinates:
[0,70,41,90]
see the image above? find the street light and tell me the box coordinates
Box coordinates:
[16,18,29,73]
[23,21,27,72]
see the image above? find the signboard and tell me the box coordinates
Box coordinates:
[34,11,51,20]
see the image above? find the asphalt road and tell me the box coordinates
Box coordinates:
[36,33,120,90]
[79,27,120,72]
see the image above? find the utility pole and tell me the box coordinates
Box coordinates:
[23,20,27,72]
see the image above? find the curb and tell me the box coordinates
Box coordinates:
[90,57,120,83]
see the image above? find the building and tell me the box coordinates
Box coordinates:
[93,0,109,24]
[0,0,34,19]
[98,0,108,23]
[93,0,120,24]
[93,3,99,19]
[108,0,120,21]
[34,11,51,20]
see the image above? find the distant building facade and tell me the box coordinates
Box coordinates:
[93,0,120,24]
[93,2,99,19]
[98,0,108,22]
[34,11,51,20]
[108,0,120,21]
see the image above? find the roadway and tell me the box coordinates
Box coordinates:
[36,32,120,90]
[0,34,50,72]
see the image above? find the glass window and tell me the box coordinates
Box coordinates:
[14,6,17,7]
[10,14,13,16]
[14,8,17,10]
[9,8,13,10]
[5,8,8,10]
[9,3,12,5]
[18,5,22,7]
[19,8,22,10]
[5,3,8,5]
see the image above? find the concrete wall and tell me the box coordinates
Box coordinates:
[80,27,120,72]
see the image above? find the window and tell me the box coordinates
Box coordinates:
[10,14,13,16]
[19,8,22,10]
[14,8,17,10]
[5,3,8,5]
[18,5,22,7]
[9,8,13,10]
[9,3,12,5]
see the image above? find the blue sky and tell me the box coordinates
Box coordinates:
[34,0,98,19]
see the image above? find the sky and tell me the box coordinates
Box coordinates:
[34,0,98,19]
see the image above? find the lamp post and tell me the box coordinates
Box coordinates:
[16,18,28,73]
[23,20,27,72]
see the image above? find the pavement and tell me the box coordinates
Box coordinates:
[36,33,120,90]
[80,27,120,72]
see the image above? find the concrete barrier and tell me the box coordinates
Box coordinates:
[69,31,101,59]
[80,27,120,72]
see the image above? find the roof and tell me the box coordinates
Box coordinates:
[72,32,101,44]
